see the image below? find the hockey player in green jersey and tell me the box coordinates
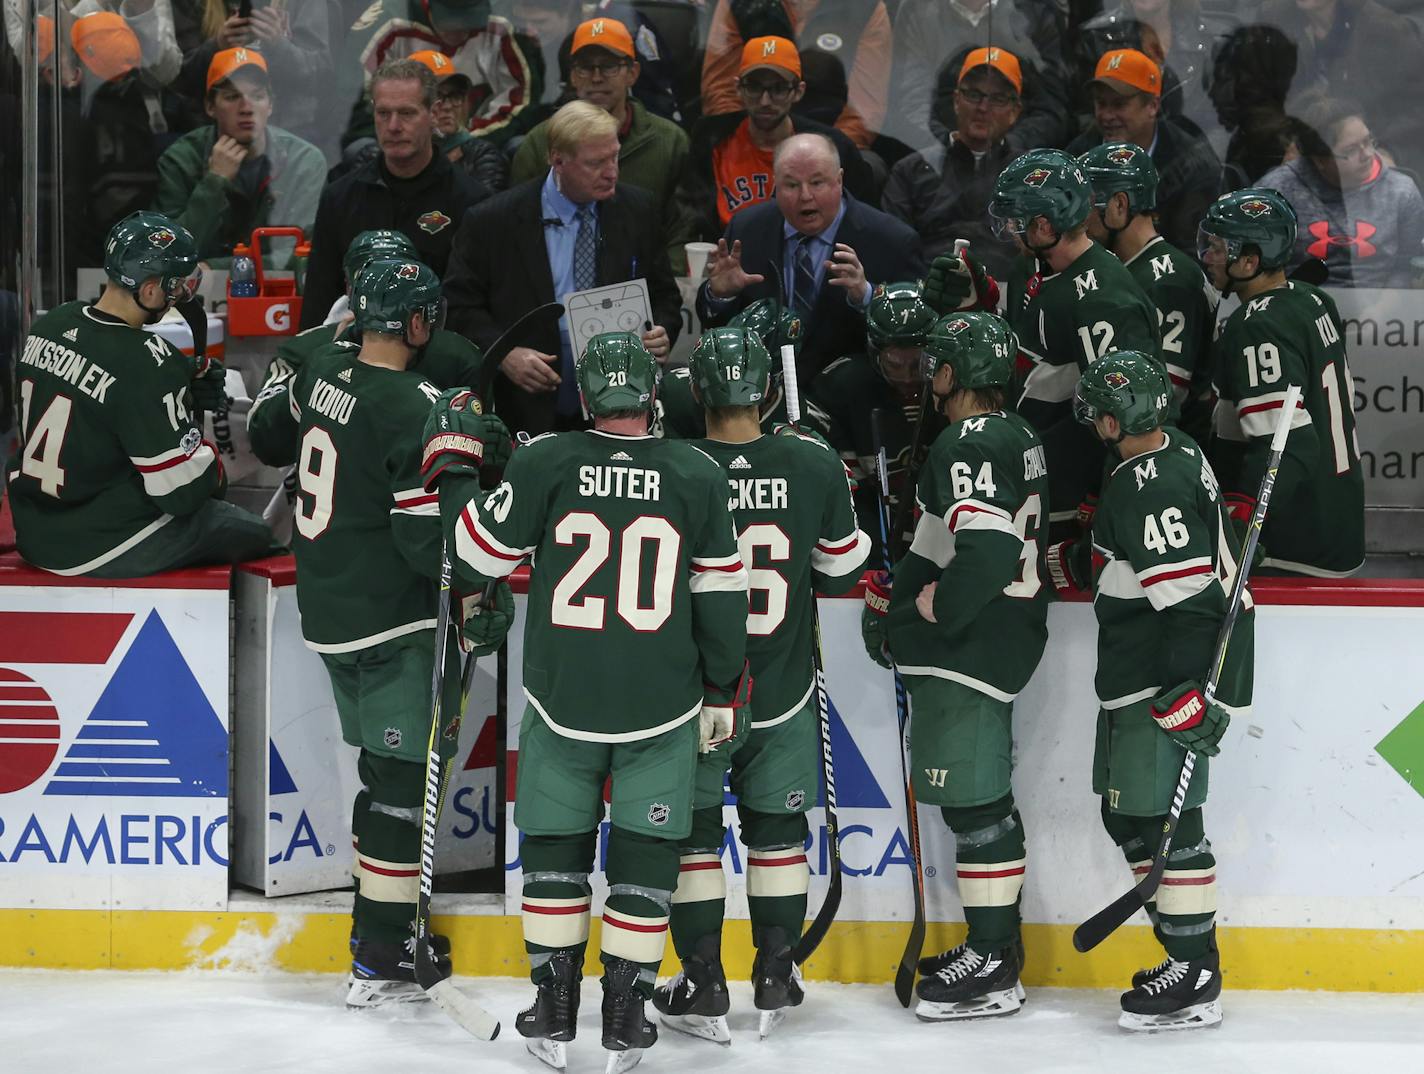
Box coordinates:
[1079,143,1219,443]
[8,211,272,576]
[289,258,510,1008]
[810,282,944,558]
[989,149,1161,533]
[1054,353,1251,1031]
[655,299,827,441]
[1199,189,1365,576]
[653,327,870,1044]
[428,332,751,1073]
[861,311,1050,1022]
[248,230,486,471]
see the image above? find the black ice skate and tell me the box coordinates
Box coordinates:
[602,957,658,1074]
[346,936,450,1008]
[517,950,582,1070]
[652,934,731,1046]
[1118,948,1223,1032]
[914,943,1024,1022]
[751,926,804,1039]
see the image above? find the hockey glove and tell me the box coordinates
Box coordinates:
[861,570,893,669]
[773,421,831,451]
[458,580,515,657]
[479,411,513,476]
[421,388,504,491]
[923,249,998,315]
[700,661,752,754]
[189,353,227,412]
[1224,491,1265,570]
[1045,539,1092,600]
[1076,493,1099,533]
[1152,680,1230,756]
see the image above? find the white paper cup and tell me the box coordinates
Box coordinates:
[685,241,716,280]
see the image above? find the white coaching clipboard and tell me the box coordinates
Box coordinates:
[563,279,652,360]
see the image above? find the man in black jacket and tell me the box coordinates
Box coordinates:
[300,59,491,328]
[696,132,925,383]
[443,101,682,436]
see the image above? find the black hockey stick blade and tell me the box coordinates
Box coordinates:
[1289,257,1328,286]
[1073,866,1164,953]
[893,782,927,1007]
[475,301,566,405]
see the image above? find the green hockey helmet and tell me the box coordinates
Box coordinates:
[103,211,200,303]
[1197,188,1298,270]
[351,259,444,336]
[689,327,773,409]
[1078,141,1159,214]
[577,332,658,417]
[866,282,937,353]
[989,149,1093,237]
[1074,351,1170,436]
[728,298,803,362]
[343,229,418,286]
[923,312,1018,391]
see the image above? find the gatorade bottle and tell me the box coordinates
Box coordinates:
[230,244,258,297]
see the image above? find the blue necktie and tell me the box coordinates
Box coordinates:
[792,236,819,318]
[574,204,597,291]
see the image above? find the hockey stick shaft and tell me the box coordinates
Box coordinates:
[1072,385,1301,954]
[475,301,566,406]
[871,408,926,1007]
[780,345,842,965]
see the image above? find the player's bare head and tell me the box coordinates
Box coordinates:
[773,134,843,236]
[371,59,438,170]
[548,100,621,203]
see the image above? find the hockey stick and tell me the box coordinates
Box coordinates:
[475,301,566,408]
[870,408,927,1008]
[1072,384,1301,954]
[414,550,501,1039]
[780,344,842,966]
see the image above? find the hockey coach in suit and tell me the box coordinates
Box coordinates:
[696,132,926,385]
[443,101,682,437]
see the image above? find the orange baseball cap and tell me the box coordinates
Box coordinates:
[36,15,56,66]
[740,36,801,80]
[571,18,635,60]
[959,46,1023,95]
[1091,48,1161,97]
[70,12,141,83]
[409,49,455,78]
[206,46,269,91]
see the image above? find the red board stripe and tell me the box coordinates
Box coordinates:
[0,705,61,718]
[0,612,133,664]
[0,723,59,738]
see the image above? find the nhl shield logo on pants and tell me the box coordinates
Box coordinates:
[648,802,670,826]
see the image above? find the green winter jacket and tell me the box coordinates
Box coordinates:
[510,98,694,272]
[153,124,328,269]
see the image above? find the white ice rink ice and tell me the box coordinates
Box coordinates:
[6,970,1423,1074]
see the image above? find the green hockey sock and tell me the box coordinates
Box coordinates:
[943,798,1025,955]
[602,827,677,997]
[521,831,595,984]
[351,752,423,944]
[743,809,810,945]
[669,806,727,959]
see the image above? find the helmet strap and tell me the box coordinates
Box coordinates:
[133,284,172,325]
[1222,255,1265,295]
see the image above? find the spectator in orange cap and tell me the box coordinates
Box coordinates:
[405,49,509,194]
[69,2,182,85]
[676,35,875,246]
[1067,47,1221,250]
[510,17,691,270]
[699,0,892,151]
[881,46,1026,279]
[153,46,326,269]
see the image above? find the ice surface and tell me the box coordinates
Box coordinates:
[5,970,1423,1074]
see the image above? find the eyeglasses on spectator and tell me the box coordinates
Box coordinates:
[1331,136,1376,162]
[957,86,1019,109]
[572,58,633,78]
[737,77,797,102]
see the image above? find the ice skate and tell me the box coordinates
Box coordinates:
[1118,949,1222,1032]
[752,927,804,1038]
[653,935,731,1045]
[345,936,449,1008]
[602,957,657,1073]
[517,951,581,1070]
[914,944,1024,1022]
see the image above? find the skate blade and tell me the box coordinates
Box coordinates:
[344,978,429,1009]
[661,1012,732,1046]
[758,1009,787,1039]
[1118,999,1223,1033]
[525,1039,567,1071]
[914,986,1024,1023]
[604,1047,643,1074]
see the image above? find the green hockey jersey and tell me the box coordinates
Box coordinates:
[8,302,220,575]
[1006,244,1160,522]
[289,348,444,651]
[808,353,947,560]
[653,366,830,441]
[1122,236,1219,441]
[695,433,870,727]
[1090,432,1253,712]
[887,410,1051,700]
[1212,281,1364,577]
[448,430,750,742]
[249,320,484,467]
